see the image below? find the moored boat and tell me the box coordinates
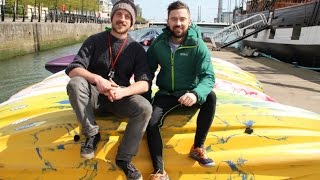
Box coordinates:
[137,29,160,46]
[234,0,320,68]
[45,54,76,73]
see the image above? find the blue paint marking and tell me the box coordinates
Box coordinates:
[43,160,57,172]
[219,137,227,144]
[241,174,248,180]
[218,134,237,144]
[57,100,70,104]
[225,160,239,171]
[222,158,253,180]
[57,144,65,150]
[237,158,247,165]
[244,120,254,127]
[224,158,248,173]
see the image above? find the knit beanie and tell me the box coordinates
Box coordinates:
[111,0,137,27]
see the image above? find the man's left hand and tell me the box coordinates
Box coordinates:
[107,87,128,101]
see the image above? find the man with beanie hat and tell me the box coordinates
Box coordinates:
[111,0,136,27]
[65,0,151,179]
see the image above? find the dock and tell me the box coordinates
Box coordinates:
[211,47,320,114]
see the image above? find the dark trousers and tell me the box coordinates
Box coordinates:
[146,91,216,172]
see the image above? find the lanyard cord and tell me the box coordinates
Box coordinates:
[108,32,128,70]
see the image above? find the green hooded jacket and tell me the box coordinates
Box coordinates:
[147,23,215,104]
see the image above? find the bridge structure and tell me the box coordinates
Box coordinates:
[148,21,229,28]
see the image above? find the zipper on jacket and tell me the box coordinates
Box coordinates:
[170,52,174,91]
[170,45,196,92]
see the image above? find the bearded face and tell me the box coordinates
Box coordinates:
[111,9,132,35]
[167,8,191,39]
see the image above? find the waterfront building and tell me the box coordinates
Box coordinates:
[222,11,233,24]
[99,0,113,22]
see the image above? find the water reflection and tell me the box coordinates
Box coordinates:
[0,44,81,103]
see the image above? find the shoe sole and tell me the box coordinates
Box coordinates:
[80,152,94,159]
[189,154,215,167]
[80,135,100,160]
[150,175,170,180]
[127,177,143,180]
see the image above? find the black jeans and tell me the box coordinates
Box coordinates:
[146,91,216,172]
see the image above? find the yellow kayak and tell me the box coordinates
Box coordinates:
[0,59,320,180]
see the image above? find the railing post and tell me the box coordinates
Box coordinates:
[13,5,16,22]
[54,11,57,22]
[30,8,33,22]
[50,10,53,22]
[22,6,25,22]
[38,8,41,22]
[76,11,79,23]
[44,10,47,22]
[0,2,4,21]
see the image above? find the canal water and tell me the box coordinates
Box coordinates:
[0,43,81,103]
[0,26,223,103]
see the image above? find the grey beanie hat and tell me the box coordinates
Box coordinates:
[111,0,136,27]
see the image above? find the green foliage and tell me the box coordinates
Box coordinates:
[3,0,99,13]
[136,16,148,24]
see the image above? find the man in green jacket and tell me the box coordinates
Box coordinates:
[146,1,217,179]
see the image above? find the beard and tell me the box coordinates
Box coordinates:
[112,20,130,34]
[169,25,188,38]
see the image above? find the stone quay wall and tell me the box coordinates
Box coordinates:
[0,22,106,60]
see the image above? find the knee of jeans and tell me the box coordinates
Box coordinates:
[130,95,153,118]
[67,76,87,93]
[140,101,152,119]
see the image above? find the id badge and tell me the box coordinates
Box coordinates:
[108,69,115,80]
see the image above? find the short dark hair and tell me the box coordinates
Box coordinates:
[167,1,190,17]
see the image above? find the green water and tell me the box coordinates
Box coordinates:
[0,44,81,103]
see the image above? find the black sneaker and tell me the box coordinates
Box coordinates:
[116,160,142,180]
[80,133,101,159]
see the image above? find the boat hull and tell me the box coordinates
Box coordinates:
[1,89,320,179]
[242,38,320,67]
[1,58,320,179]
[45,55,75,73]
[235,1,320,68]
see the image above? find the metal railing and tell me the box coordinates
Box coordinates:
[203,13,269,49]
[0,4,108,24]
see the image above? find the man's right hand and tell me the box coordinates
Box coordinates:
[93,75,118,94]
[68,68,119,100]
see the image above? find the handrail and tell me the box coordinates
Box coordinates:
[203,13,269,49]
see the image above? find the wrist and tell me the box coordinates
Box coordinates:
[189,90,198,102]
